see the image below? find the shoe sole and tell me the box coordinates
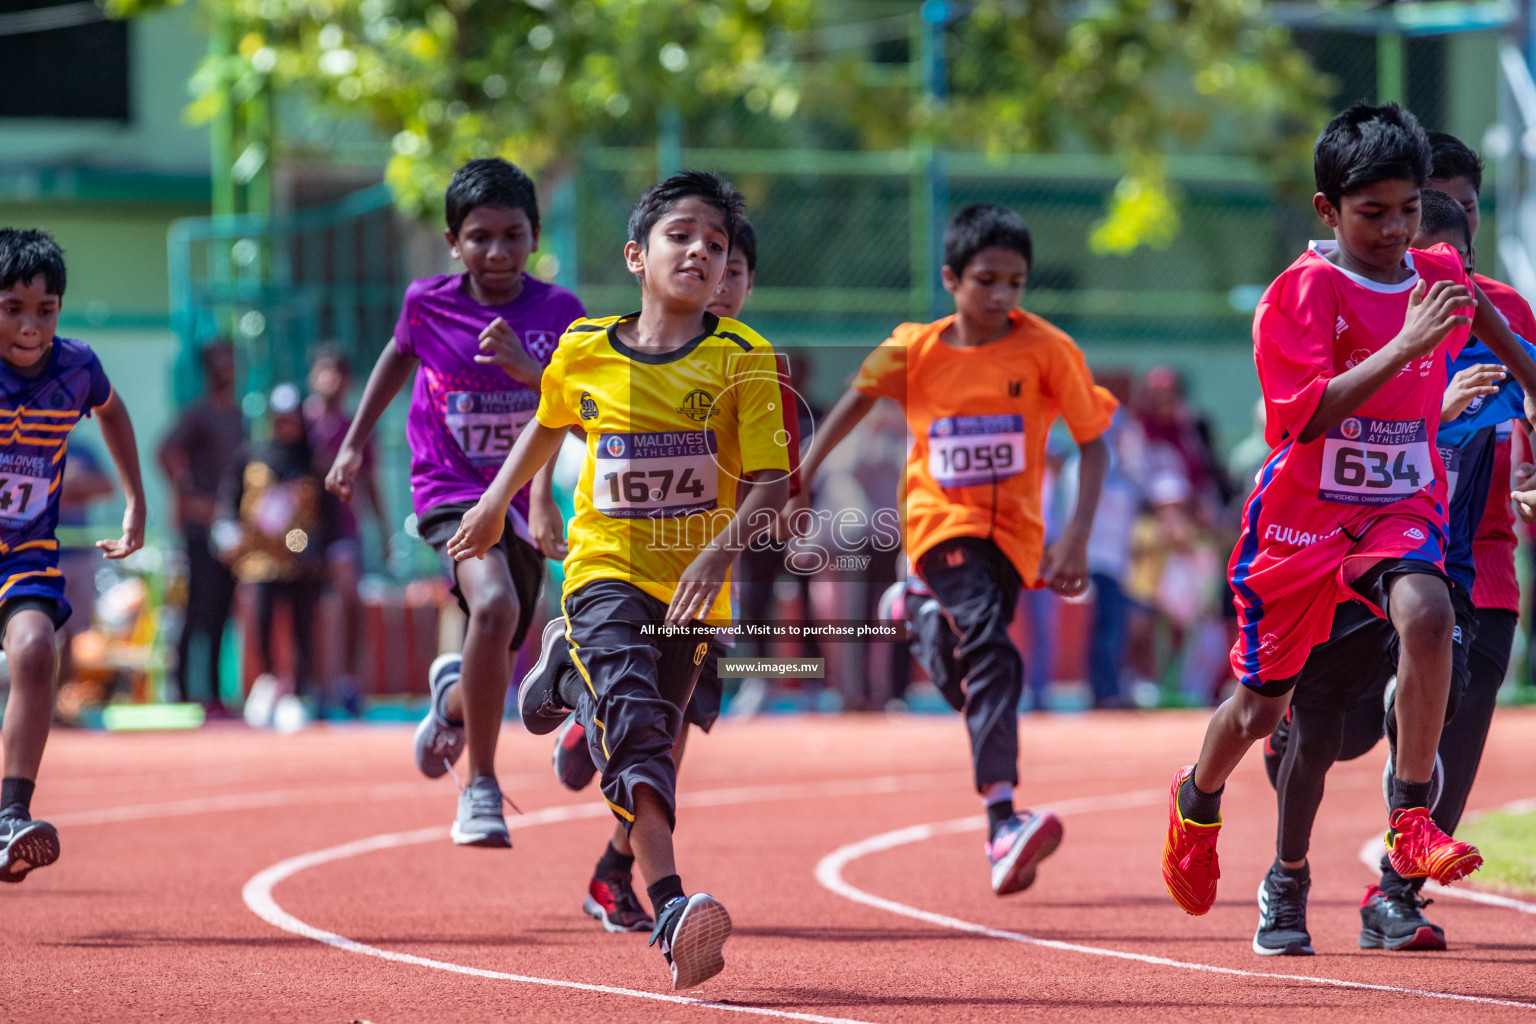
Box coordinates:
[519,619,573,736]
[450,823,512,848]
[1252,879,1313,956]
[553,717,597,792]
[669,894,732,990]
[582,894,653,934]
[992,812,1064,895]
[1360,925,1447,951]
[1388,845,1483,885]
[0,822,60,883]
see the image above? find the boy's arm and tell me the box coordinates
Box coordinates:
[327,338,417,502]
[1471,284,1536,425]
[775,387,876,538]
[93,393,146,560]
[446,419,567,560]
[667,468,792,626]
[1296,279,1472,443]
[1038,434,1108,595]
[527,456,567,560]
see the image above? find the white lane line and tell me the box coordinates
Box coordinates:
[815,790,1536,1012]
[1356,795,1536,915]
[242,771,1023,1024]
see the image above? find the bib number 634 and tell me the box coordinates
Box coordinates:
[1331,447,1422,490]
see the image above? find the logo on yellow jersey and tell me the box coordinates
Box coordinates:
[678,389,714,423]
[579,391,599,420]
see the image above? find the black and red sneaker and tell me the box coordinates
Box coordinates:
[552,716,597,792]
[1359,883,1446,951]
[584,870,654,933]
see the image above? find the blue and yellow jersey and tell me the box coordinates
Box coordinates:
[0,338,113,618]
[536,313,790,620]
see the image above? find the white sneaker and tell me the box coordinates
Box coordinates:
[272,693,310,733]
[243,673,280,728]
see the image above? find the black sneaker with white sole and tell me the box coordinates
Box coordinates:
[519,619,576,736]
[584,870,654,933]
[1359,880,1446,951]
[1253,864,1313,956]
[0,815,59,883]
[649,892,732,989]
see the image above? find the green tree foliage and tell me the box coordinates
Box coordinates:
[110,0,1330,251]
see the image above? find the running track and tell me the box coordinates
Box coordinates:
[6,710,1536,1022]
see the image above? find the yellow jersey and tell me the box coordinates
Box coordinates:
[537,313,791,620]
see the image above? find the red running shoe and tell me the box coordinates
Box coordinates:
[1385,807,1482,885]
[584,870,655,933]
[1162,765,1222,915]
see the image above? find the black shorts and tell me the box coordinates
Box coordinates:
[0,596,63,640]
[563,578,710,829]
[417,502,546,651]
[685,640,728,733]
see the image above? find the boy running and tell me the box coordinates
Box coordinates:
[788,203,1115,895]
[326,159,583,847]
[449,171,791,989]
[1163,104,1536,923]
[537,219,764,934]
[0,229,146,881]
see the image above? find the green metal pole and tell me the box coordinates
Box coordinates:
[908,15,929,321]
[658,106,681,179]
[209,14,235,218]
[1377,31,1405,105]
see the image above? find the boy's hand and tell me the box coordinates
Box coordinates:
[1397,279,1474,361]
[447,499,506,561]
[1513,461,1536,523]
[97,503,145,560]
[326,445,363,503]
[477,318,542,388]
[1038,526,1090,596]
[772,490,811,542]
[528,492,568,561]
[1441,363,1505,422]
[666,546,733,626]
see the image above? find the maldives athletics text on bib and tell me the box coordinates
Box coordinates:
[1319,416,1434,505]
[445,390,538,466]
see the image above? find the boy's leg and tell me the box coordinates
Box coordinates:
[1432,608,1515,834]
[445,548,518,779]
[1,601,63,882]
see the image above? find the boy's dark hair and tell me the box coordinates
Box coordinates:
[1427,130,1484,194]
[734,220,757,274]
[0,228,66,297]
[310,342,351,374]
[444,159,540,237]
[1417,188,1472,250]
[627,170,743,251]
[1314,103,1431,206]
[943,204,1032,274]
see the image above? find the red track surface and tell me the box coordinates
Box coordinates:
[6,709,1536,1022]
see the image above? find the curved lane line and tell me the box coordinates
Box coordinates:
[242,772,1010,1024]
[815,789,1536,1012]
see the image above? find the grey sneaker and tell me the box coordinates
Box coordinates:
[0,815,60,883]
[413,653,466,779]
[450,775,512,848]
[518,619,575,736]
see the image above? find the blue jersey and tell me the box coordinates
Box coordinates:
[1438,335,1535,591]
[0,338,112,621]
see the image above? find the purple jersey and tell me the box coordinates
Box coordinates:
[394,272,584,535]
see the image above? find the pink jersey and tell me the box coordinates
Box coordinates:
[1229,242,1473,687]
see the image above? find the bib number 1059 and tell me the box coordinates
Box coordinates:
[928,414,1026,489]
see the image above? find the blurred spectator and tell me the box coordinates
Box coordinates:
[158,341,244,711]
[56,441,115,691]
[304,346,385,713]
[1082,369,1148,708]
[1136,366,1234,521]
[1018,434,1070,710]
[217,384,337,728]
[1225,397,1269,506]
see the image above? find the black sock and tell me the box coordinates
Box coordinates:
[1,777,34,819]
[1178,772,1223,825]
[595,842,634,878]
[1377,856,1418,897]
[1391,777,1433,815]
[646,874,686,920]
[986,800,1014,840]
[556,662,585,710]
[1273,859,1310,885]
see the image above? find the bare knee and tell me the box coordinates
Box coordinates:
[466,587,518,641]
[1231,691,1288,741]
[1391,579,1454,659]
[5,620,57,689]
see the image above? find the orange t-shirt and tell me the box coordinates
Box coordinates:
[853,309,1117,586]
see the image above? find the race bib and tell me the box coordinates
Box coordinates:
[593,430,718,519]
[445,391,537,465]
[1319,417,1434,505]
[928,415,1025,488]
[1439,445,1462,504]
[0,471,51,529]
